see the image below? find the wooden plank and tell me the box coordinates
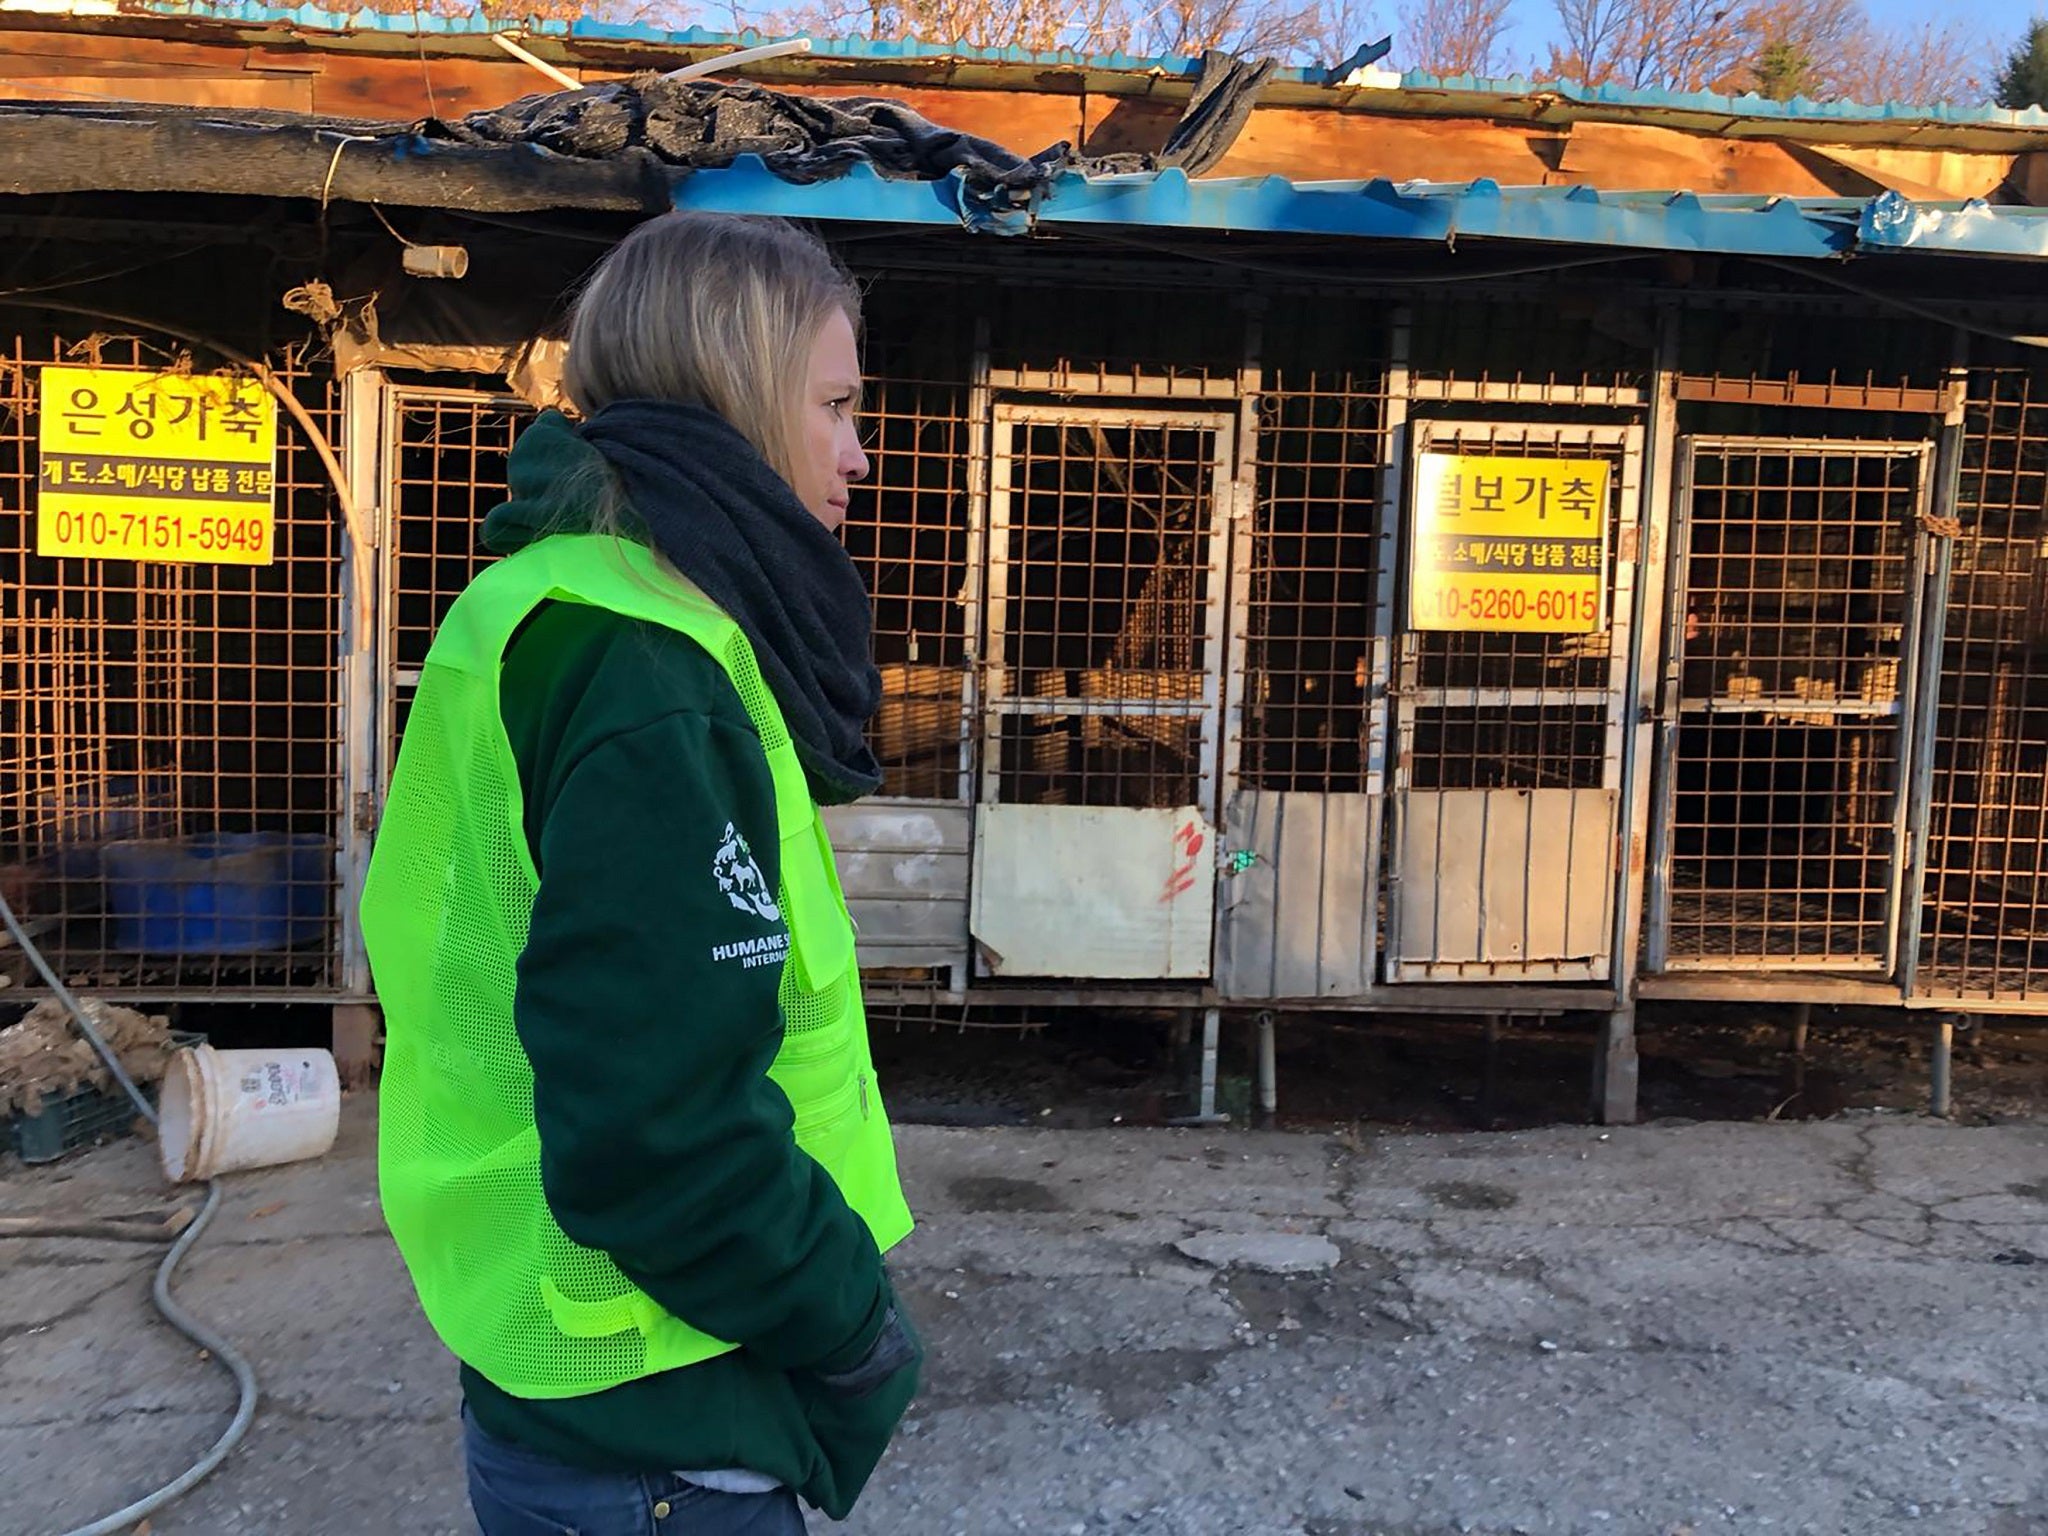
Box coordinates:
[1555,122,1838,197]
[11,75,314,111]
[1212,110,1557,184]
[0,32,256,74]
[312,56,545,120]
[1798,142,2012,202]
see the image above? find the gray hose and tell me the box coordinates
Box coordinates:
[0,886,262,1535]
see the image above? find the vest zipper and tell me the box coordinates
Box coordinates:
[858,1072,870,1119]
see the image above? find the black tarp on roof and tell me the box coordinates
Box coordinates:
[0,51,1272,213]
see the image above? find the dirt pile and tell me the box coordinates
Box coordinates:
[0,999,176,1118]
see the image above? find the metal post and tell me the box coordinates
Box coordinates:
[1930,1015,1955,1118]
[1255,1009,1276,1125]
[1594,309,1678,1126]
[1200,1005,1221,1121]
[1897,342,1967,998]
[1170,1006,1231,1125]
[1595,1005,1640,1127]
[1482,1012,1503,1122]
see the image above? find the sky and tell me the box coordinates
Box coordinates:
[1484,0,2041,92]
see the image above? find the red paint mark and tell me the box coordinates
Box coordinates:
[1162,821,1206,902]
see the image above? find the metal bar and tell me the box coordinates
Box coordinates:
[1645,415,1694,976]
[1898,351,1967,998]
[960,317,993,806]
[1378,310,1415,973]
[1218,297,1262,833]
[1595,1004,1639,1125]
[336,367,384,998]
[990,402,1236,431]
[983,368,1238,400]
[1605,309,1680,1112]
[1930,1015,1955,1117]
[977,403,1013,807]
[1675,377,1949,414]
[1882,443,1942,975]
[1676,699,1902,718]
[1256,1008,1277,1123]
[1638,973,1919,1005]
[1408,379,1646,407]
[1167,1005,1232,1125]
[859,981,1625,1012]
[1198,416,1236,811]
[1365,307,1409,979]
[985,696,1211,719]
[1199,1004,1221,1121]
[1402,687,1618,711]
[1681,435,1936,456]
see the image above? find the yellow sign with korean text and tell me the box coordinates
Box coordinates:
[36,366,278,565]
[1408,452,1611,633]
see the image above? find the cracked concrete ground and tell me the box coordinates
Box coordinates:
[2,1098,2044,1536]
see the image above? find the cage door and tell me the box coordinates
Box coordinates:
[1650,438,1933,973]
[968,405,1233,979]
[1384,420,1642,983]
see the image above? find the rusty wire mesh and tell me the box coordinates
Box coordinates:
[0,326,342,997]
[1665,443,1920,968]
[1920,352,2048,999]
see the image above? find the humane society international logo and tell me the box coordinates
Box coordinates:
[714,822,782,924]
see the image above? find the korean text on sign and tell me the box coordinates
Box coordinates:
[1408,452,1612,634]
[36,366,278,566]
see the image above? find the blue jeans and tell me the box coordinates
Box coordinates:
[464,1409,807,1536]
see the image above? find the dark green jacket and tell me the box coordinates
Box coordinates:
[457,414,912,1515]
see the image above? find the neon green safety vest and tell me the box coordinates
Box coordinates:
[363,533,913,1400]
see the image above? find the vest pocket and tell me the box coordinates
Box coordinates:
[789,1073,863,1168]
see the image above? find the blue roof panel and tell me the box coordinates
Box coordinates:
[671,158,1876,260]
[1858,191,2048,260]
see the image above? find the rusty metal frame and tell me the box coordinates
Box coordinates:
[1651,435,1936,976]
[1384,417,1644,985]
[977,401,1237,816]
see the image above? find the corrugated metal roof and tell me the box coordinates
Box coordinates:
[1386,71,2048,131]
[24,3,2042,130]
[670,157,2048,261]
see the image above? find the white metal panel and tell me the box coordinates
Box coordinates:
[970,804,1215,979]
[1391,788,1616,979]
[821,800,970,972]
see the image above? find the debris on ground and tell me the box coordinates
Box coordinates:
[0,998,175,1118]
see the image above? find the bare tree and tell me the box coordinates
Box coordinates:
[1832,18,1987,106]
[1547,0,1746,91]
[1398,0,1513,77]
[1138,0,1326,59]
[1305,0,1387,70]
[740,0,1132,52]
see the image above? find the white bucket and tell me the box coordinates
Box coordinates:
[158,1043,341,1183]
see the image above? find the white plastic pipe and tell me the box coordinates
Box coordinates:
[491,32,581,92]
[663,37,813,83]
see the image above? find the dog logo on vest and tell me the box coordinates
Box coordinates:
[714,822,781,924]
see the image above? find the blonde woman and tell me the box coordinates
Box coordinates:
[363,212,920,1536]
